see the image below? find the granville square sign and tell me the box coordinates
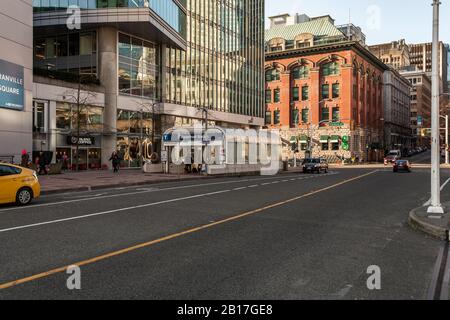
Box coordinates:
[0,59,24,111]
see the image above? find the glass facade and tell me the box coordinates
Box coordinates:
[34,31,97,75]
[118,33,160,99]
[164,0,265,119]
[33,0,186,38]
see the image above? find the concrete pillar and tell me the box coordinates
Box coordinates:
[48,101,57,163]
[98,26,118,169]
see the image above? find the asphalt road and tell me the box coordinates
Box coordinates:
[0,164,449,300]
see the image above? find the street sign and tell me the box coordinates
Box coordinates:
[0,59,24,111]
[417,116,423,127]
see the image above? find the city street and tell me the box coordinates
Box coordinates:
[0,153,449,299]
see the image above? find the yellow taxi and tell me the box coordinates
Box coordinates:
[0,163,41,205]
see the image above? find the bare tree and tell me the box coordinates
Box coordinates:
[61,76,98,171]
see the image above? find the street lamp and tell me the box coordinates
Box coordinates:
[428,0,444,214]
[441,93,450,165]
[439,114,449,165]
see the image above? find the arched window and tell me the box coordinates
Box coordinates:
[322,61,340,76]
[265,69,280,82]
[292,65,309,79]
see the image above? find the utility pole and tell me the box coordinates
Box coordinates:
[441,114,449,165]
[428,0,444,214]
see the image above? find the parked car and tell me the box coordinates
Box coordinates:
[393,160,411,173]
[384,150,401,165]
[0,163,40,205]
[302,158,329,174]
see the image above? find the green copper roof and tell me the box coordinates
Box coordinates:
[265,17,345,42]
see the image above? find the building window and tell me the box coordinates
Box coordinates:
[332,107,340,122]
[332,142,340,151]
[265,111,272,125]
[292,66,309,79]
[321,142,329,151]
[302,86,309,101]
[320,107,330,122]
[292,108,300,125]
[265,90,272,103]
[274,89,280,103]
[301,108,309,124]
[332,83,340,98]
[33,102,46,133]
[34,31,97,76]
[292,87,299,101]
[118,33,159,99]
[265,69,280,82]
[274,110,281,125]
[322,61,340,76]
[321,84,330,100]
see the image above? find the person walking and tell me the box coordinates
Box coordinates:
[21,150,30,168]
[109,151,120,173]
[38,152,48,175]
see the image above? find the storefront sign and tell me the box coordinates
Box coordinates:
[67,136,95,146]
[0,59,24,111]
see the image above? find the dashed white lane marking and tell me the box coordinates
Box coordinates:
[0,190,232,234]
[0,175,310,213]
[0,171,341,233]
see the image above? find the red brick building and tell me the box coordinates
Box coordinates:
[265,16,388,162]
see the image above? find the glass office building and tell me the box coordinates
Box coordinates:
[32,0,186,37]
[31,0,265,170]
[164,0,265,119]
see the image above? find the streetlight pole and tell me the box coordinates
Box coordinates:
[428,0,444,214]
[440,114,449,165]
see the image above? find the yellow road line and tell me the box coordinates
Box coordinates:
[0,170,377,291]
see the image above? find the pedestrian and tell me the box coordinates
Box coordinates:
[38,152,48,175]
[62,152,69,171]
[109,151,120,173]
[21,149,29,168]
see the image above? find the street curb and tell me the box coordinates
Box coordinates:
[40,176,218,196]
[40,170,285,196]
[408,207,449,241]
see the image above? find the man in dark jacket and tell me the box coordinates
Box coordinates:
[109,151,120,173]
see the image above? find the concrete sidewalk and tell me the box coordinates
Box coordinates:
[38,170,210,195]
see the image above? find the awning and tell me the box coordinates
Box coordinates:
[290,136,297,144]
[330,135,340,143]
[320,135,329,143]
[299,135,308,143]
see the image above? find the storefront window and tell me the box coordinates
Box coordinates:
[89,107,103,132]
[117,110,131,133]
[56,104,71,130]
[117,137,141,168]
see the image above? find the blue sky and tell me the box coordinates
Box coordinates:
[265,0,450,45]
